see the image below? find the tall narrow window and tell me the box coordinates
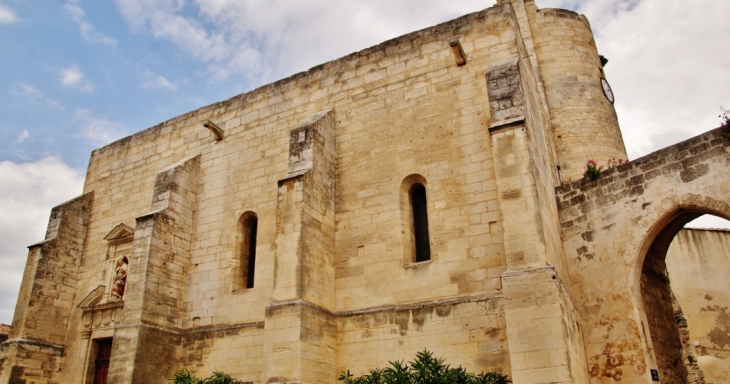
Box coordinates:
[401,175,431,265]
[239,213,258,289]
[411,184,431,262]
[245,217,258,288]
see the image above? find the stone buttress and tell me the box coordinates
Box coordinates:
[263,110,337,383]
[0,193,93,384]
[107,155,200,383]
[488,1,589,383]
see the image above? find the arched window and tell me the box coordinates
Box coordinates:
[239,213,258,289]
[401,175,431,264]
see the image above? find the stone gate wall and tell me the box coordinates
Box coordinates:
[556,128,730,383]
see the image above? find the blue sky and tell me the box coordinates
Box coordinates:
[0,0,728,323]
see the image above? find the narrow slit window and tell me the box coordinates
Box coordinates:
[240,214,258,289]
[246,218,257,288]
[411,184,431,262]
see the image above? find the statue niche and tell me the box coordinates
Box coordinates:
[103,223,134,301]
[111,256,128,299]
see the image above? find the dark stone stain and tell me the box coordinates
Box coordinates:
[372,312,388,327]
[486,299,500,314]
[393,310,410,336]
[9,366,25,384]
[588,343,624,380]
[630,185,644,196]
[642,202,651,210]
[435,304,452,318]
[701,305,730,348]
[680,163,710,183]
[581,231,595,242]
[629,175,645,186]
[411,307,432,330]
[704,294,713,301]
[576,246,588,255]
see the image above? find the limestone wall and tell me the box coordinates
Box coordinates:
[667,228,730,383]
[56,4,523,381]
[336,295,509,377]
[0,1,632,383]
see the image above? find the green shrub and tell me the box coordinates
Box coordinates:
[338,349,510,384]
[599,54,608,67]
[168,369,251,384]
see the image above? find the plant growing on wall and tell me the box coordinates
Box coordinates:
[720,107,730,136]
[584,160,603,181]
[599,54,609,67]
[606,158,624,169]
[338,349,511,384]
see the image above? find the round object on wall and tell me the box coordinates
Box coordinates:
[601,78,615,104]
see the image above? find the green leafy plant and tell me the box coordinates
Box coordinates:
[599,54,609,67]
[168,369,251,384]
[583,160,602,181]
[338,349,510,384]
[169,368,202,384]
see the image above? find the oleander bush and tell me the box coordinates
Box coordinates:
[168,368,251,384]
[338,349,510,384]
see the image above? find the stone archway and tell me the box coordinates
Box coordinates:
[555,129,730,382]
[637,210,716,384]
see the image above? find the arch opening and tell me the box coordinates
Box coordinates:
[665,214,730,382]
[640,211,730,383]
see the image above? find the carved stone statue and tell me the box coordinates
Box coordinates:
[111,256,128,299]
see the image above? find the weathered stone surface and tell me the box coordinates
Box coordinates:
[668,228,730,383]
[1,1,726,383]
[556,129,730,383]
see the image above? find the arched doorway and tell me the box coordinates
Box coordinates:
[666,214,730,382]
[639,210,730,383]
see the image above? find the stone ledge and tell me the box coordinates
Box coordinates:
[337,292,502,318]
[114,320,265,336]
[2,337,65,351]
[488,117,525,134]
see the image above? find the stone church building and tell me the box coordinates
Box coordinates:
[2,0,730,383]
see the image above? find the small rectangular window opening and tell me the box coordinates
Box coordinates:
[411,185,431,262]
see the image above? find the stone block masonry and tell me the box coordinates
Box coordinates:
[3,0,726,383]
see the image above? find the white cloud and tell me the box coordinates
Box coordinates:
[74,109,129,146]
[536,0,730,159]
[113,0,488,84]
[0,4,18,25]
[0,157,85,323]
[142,69,177,91]
[112,0,729,155]
[59,64,94,92]
[15,130,30,144]
[15,84,63,109]
[63,0,117,47]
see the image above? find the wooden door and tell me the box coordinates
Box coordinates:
[93,339,113,384]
